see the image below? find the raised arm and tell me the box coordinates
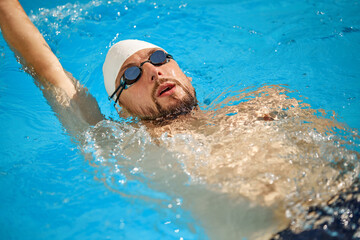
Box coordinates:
[0,0,76,97]
[0,0,104,132]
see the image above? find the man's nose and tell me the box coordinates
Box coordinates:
[142,63,163,82]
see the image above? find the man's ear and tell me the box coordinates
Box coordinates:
[187,76,192,82]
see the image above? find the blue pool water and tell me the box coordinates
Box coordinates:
[1,0,360,239]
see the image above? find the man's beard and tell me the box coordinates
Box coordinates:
[146,78,198,121]
[153,90,197,121]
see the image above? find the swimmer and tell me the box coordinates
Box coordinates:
[1,1,359,239]
[1,0,356,204]
[0,0,197,124]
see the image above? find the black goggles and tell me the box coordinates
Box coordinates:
[109,50,173,105]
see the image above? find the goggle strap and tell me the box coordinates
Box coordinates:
[114,84,125,106]
[109,82,123,100]
[140,60,150,67]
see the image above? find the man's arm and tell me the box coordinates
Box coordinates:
[0,0,104,131]
[0,0,76,98]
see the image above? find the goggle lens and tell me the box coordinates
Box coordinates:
[149,50,167,65]
[124,66,141,84]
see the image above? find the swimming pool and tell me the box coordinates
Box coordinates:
[1,0,360,239]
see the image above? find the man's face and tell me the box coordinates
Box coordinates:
[114,48,197,119]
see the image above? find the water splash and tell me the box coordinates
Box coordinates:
[150,85,360,231]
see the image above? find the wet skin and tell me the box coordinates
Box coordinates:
[114,48,197,119]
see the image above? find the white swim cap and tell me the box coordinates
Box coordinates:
[103,39,160,99]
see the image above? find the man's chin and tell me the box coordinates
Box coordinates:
[155,95,197,121]
[138,94,197,121]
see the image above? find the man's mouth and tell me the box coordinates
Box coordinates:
[157,83,176,97]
